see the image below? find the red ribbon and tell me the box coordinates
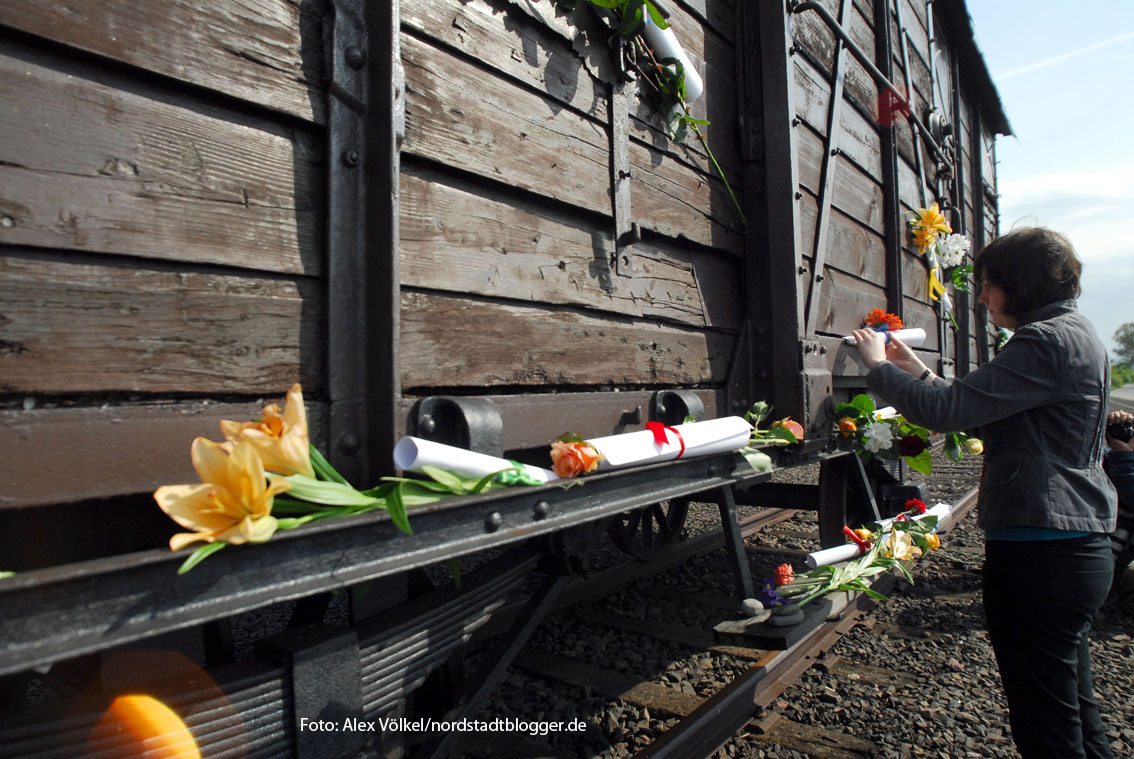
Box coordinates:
[646,421,686,459]
[842,525,872,554]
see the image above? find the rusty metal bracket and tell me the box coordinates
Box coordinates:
[409,396,503,457]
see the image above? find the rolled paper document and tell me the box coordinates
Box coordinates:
[641,14,704,102]
[393,436,560,483]
[804,502,953,569]
[587,416,752,469]
[842,327,927,347]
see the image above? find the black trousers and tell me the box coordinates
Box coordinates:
[984,534,1115,759]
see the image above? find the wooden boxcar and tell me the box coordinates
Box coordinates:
[0,0,1009,755]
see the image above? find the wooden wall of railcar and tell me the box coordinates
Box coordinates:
[0,0,751,565]
[396,0,746,452]
[0,1,330,562]
[784,0,1004,408]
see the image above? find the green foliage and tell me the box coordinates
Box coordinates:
[578,0,745,228]
[950,263,974,293]
[1114,322,1134,368]
[1113,361,1134,389]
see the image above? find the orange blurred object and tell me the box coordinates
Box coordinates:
[93,694,200,758]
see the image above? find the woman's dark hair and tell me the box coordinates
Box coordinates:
[973,227,1082,316]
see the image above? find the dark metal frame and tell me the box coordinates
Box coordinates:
[0,451,779,678]
[325,0,401,485]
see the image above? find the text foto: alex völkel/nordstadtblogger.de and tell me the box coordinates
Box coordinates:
[300,716,588,737]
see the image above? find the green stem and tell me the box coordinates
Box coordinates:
[631,36,747,230]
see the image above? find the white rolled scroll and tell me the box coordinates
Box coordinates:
[843,327,927,347]
[804,502,953,569]
[642,14,704,102]
[393,436,559,483]
[587,416,752,469]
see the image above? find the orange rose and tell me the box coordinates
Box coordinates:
[550,441,602,478]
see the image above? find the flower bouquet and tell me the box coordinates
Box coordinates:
[154,385,546,573]
[759,499,944,612]
[909,203,973,325]
[833,393,981,476]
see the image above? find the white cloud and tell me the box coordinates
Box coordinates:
[995,32,1134,81]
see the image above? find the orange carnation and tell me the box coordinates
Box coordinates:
[864,308,903,331]
[550,441,603,478]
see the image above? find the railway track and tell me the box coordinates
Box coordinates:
[442,452,985,759]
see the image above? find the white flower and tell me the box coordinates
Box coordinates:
[863,422,894,453]
[936,234,970,268]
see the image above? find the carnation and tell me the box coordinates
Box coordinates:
[863,422,894,453]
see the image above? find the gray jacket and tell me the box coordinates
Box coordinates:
[867,300,1117,533]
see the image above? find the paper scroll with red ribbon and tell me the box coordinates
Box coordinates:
[585,416,752,470]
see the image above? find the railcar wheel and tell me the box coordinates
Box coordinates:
[608,498,691,560]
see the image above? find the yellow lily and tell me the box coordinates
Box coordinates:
[912,203,951,236]
[880,530,918,560]
[220,383,315,478]
[912,225,939,254]
[155,438,288,551]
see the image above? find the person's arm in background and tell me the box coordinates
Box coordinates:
[1105,410,1134,511]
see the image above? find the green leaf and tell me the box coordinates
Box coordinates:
[741,448,773,473]
[271,496,338,515]
[644,1,669,28]
[944,431,963,462]
[281,474,382,506]
[386,485,413,535]
[557,432,586,444]
[850,394,876,415]
[419,466,468,492]
[177,542,226,574]
[767,426,799,444]
[447,558,463,589]
[904,449,933,475]
[309,444,350,485]
[0,571,15,579]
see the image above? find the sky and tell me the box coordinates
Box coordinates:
[964,1,1134,356]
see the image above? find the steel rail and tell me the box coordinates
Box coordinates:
[788,0,950,167]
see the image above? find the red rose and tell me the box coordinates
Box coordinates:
[904,498,927,515]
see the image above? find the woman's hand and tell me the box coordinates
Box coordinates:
[851,328,889,369]
[886,336,929,377]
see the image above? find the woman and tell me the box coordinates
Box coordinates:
[851,227,1117,759]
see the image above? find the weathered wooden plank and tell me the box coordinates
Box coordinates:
[808,266,887,337]
[399,170,739,328]
[0,253,323,394]
[401,33,609,215]
[400,291,733,389]
[0,0,324,123]
[799,193,887,286]
[0,401,329,509]
[790,0,879,119]
[0,52,322,275]
[628,139,744,251]
[797,125,885,235]
[402,0,609,122]
[793,57,883,181]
